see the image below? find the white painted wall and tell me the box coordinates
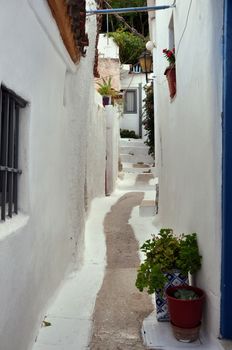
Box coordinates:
[120,65,147,137]
[152,0,223,339]
[0,1,107,350]
[86,93,106,211]
[105,106,119,195]
[98,33,119,59]
[97,33,121,93]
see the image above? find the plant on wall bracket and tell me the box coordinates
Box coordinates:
[163,48,176,99]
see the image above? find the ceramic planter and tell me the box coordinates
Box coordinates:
[166,285,205,342]
[155,270,189,321]
[164,66,176,98]
[102,95,111,106]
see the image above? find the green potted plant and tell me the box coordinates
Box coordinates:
[97,77,117,106]
[163,48,176,98]
[166,285,205,342]
[135,228,202,321]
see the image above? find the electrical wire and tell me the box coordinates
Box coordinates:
[96,0,181,91]
[171,0,176,8]
[175,0,193,58]
[150,0,193,87]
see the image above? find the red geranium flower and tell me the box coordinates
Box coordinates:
[162,48,175,65]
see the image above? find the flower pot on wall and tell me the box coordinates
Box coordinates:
[166,285,205,342]
[164,66,176,98]
[102,95,111,106]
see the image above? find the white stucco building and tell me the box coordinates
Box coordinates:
[97,33,121,91]
[148,0,232,344]
[0,1,119,350]
[120,64,147,138]
[97,33,148,138]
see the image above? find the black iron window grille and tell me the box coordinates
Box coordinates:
[0,85,27,221]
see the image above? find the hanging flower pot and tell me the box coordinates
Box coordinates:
[162,48,176,99]
[164,65,176,98]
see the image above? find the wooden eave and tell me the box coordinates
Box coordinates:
[47,0,89,63]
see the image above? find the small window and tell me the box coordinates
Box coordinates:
[0,85,27,221]
[130,64,142,74]
[124,90,137,114]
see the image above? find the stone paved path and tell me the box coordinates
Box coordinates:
[89,191,153,350]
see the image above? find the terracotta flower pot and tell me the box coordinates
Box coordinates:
[166,285,205,329]
[164,66,176,98]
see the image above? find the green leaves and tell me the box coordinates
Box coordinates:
[135,262,166,294]
[135,229,202,294]
[109,30,145,64]
[106,0,149,37]
[97,76,118,97]
[173,289,199,300]
[142,83,154,156]
[176,233,202,275]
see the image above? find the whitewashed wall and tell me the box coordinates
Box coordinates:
[86,92,106,211]
[152,0,223,339]
[97,34,121,91]
[0,1,106,350]
[105,106,119,195]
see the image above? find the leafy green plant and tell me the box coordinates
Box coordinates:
[109,29,146,65]
[163,48,175,66]
[135,229,202,294]
[97,77,117,96]
[105,0,148,37]
[120,129,139,139]
[177,233,202,275]
[142,83,154,157]
[173,289,199,300]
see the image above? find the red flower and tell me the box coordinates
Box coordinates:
[162,47,175,65]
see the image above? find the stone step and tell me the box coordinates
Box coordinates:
[139,200,156,217]
[120,145,149,152]
[122,163,152,173]
[120,153,153,164]
[120,138,146,147]
[120,147,151,158]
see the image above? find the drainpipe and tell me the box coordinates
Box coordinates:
[221,0,232,339]
[87,4,176,16]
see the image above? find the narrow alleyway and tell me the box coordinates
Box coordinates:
[89,191,153,349]
[89,139,155,349]
[32,138,155,350]
[32,139,222,350]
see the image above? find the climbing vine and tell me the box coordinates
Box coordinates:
[143,83,154,157]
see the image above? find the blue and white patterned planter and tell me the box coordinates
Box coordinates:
[155,270,189,321]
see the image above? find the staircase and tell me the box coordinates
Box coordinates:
[119,138,157,217]
[119,138,154,173]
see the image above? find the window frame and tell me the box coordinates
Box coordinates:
[124,89,138,114]
[0,85,27,221]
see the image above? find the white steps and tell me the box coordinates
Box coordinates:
[120,138,154,165]
[139,200,156,217]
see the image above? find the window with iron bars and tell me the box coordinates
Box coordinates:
[0,85,27,221]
